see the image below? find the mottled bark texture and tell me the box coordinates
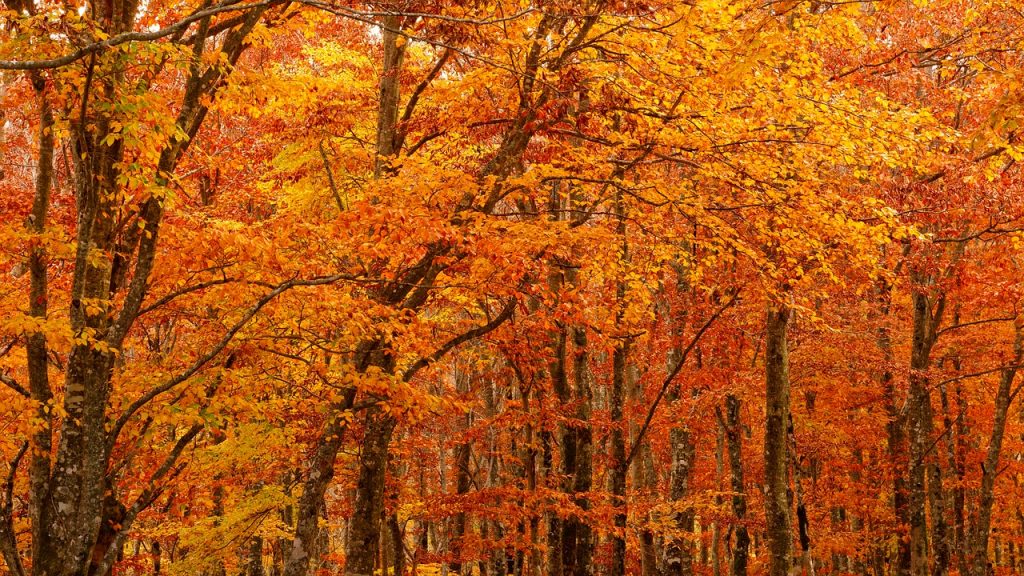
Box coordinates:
[764,305,792,576]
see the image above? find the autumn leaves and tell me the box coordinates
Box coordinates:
[1,1,1024,576]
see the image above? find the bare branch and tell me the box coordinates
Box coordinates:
[395,48,451,152]
[319,139,346,212]
[936,314,1019,336]
[0,374,28,398]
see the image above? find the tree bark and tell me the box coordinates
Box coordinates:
[344,18,407,575]
[451,370,473,575]
[721,395,748,576]
[17,9,268,575]
[244,537,265,576]
[25,71,55,576]
[967,321,1023,576]
[907,283,944,576]
[347,408,397,576]
[569,327,594,576]
[877,275,912,576]
[764,305,792,576]
[665,426,696,576]
[283,395,353,576]
[609,340,630,576]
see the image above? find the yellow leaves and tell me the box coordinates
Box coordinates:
[2,313,93,350]
[245,23,274,48]
[1011,232,1024,250]
[161,484,293,576]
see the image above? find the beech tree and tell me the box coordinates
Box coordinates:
[0,0,1023,575]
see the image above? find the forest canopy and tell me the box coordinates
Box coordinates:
[1,1,1023,576]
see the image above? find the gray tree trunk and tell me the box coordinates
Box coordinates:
[764,305,792,576]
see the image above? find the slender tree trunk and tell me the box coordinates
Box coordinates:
[24,72,55,576]
[788,415,813,576]
[938,376,964,557]
[570,327,594,576]
[547,322,568,576]
[849,447,867,576]
[451,370,473,575]
[244,537,265,576]
[967,322,1024,576]
[520,383,542,576]
[722,395,748,576]
[152,541,161,576]
[923,395,948,576]
[664,281,696,576]
[764,305,793,576]
[390,514,405,576]
[608,189,631,576]
[908,284,944,576]
[630,366,658,576]
[877,277,911,576]
[712,419,724,576]
[609,340,630,576]
[665,426,696,576]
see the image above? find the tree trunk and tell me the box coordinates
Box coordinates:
[923,395,948,576]
[17,10,267,575]
[877,276,911,576]
[243,537,265,576]
[451,371,473,575]
[764,305,793,576]
[283,396,353,576]
[722,395,748,576]
[665,426,696,576]
[630,365,658,576]
[967,321,1023,576]
[345,19,407,576]
[908,284,944,576]
[347,409,397,576]
[390,514,405,576]
[712,419,724,576]
[570,327,594,576]
[547,323,568,576]
[609,339,630,576]
[788,415,813,576]
[938,376,965,557]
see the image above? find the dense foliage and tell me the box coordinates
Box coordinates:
[1,1,1023,575]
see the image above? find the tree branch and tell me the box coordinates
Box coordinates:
[936,314,1019,336]
[623,288,741,470]
[0,442,27,576]
[319,139,346,212]
[97,424,202,575]
[0,374,28,398]
[137,277,239,316]
[0,0,277,70]
[402,298,517,382]
[395,48,451,152]
[108,272,360,449]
